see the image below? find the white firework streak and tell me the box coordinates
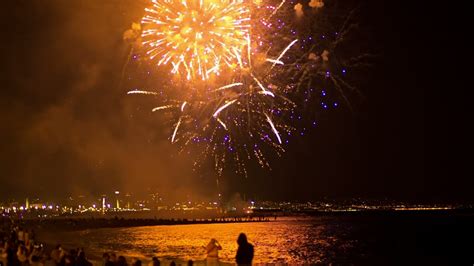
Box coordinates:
[213,99,237,118]
[258,91,276,97]
[181,101,187,112]
[265,113,282,144]
[206,65,219,76]
[216,118,229,130]
[233,47,244,68]
[127,90,158,95]
[271,39,298,69]
[171,117,182,143]
[152,105,174,112]
[246,34,252,66]
[268,0,286,20]
[266,58,284,65]
[215,83,243,91]
[251,73,275,97]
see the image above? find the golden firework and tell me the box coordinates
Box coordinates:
[141,0,251,80]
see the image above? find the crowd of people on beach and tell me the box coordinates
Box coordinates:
[1,220,254,266]
[0,224,44,266]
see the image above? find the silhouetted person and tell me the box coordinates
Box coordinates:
[109,253,117,264]
[69,249,78,260]
[16,245,28,264]
[102,253,114,266]
[131,259,141,266]
[151,257,160,266]
[30,255,42,266]
[187,260,193,266]
[17,228,25,245]
[63,255,75,266]
[236,233,254,266]
[116,256,127,266]
[6,240,19,266]
[169,261,175,266]
[205,238,221,265]
[75,250,92,266]
[29,229,36,243]
[51,245,63,264]
[10,229,17,243]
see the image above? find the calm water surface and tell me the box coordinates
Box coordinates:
[38,214,474,265]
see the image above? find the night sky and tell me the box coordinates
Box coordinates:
[0,0,451,203]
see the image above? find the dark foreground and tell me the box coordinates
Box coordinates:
[330,211,474,265]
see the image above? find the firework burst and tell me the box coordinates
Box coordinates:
[141,0,250,80]
[125,0,370,176]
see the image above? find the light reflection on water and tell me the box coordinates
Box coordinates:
[43,217,354,264]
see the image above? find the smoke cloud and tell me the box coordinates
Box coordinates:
[0,0,215,202]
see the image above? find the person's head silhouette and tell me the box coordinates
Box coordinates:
[237,233,248,246]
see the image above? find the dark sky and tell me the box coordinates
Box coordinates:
[0,0,450,203]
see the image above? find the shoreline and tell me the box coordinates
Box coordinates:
[20,216,274,232]
[10,208,474,232]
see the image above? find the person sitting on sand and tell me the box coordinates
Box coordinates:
[205,238,222,265]
[236,233,254,266]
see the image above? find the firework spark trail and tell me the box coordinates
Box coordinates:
[152,105,174,112]
[127,90,158,95]
[206,65,220,77]
[267,0,286,20]
[265,113,282,144]
[216,118,229,130]
[215,83,243,91]
[330,76,353,111]
[259,90,276,97]
[266,59,284,65]
[171,117,182,143]
[181,101,187,112]
[246,34,252,66]
[213,99,237,118]
[271,39,298,69]
[250,73,274,97]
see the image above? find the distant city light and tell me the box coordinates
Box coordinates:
[0,195,462,219]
